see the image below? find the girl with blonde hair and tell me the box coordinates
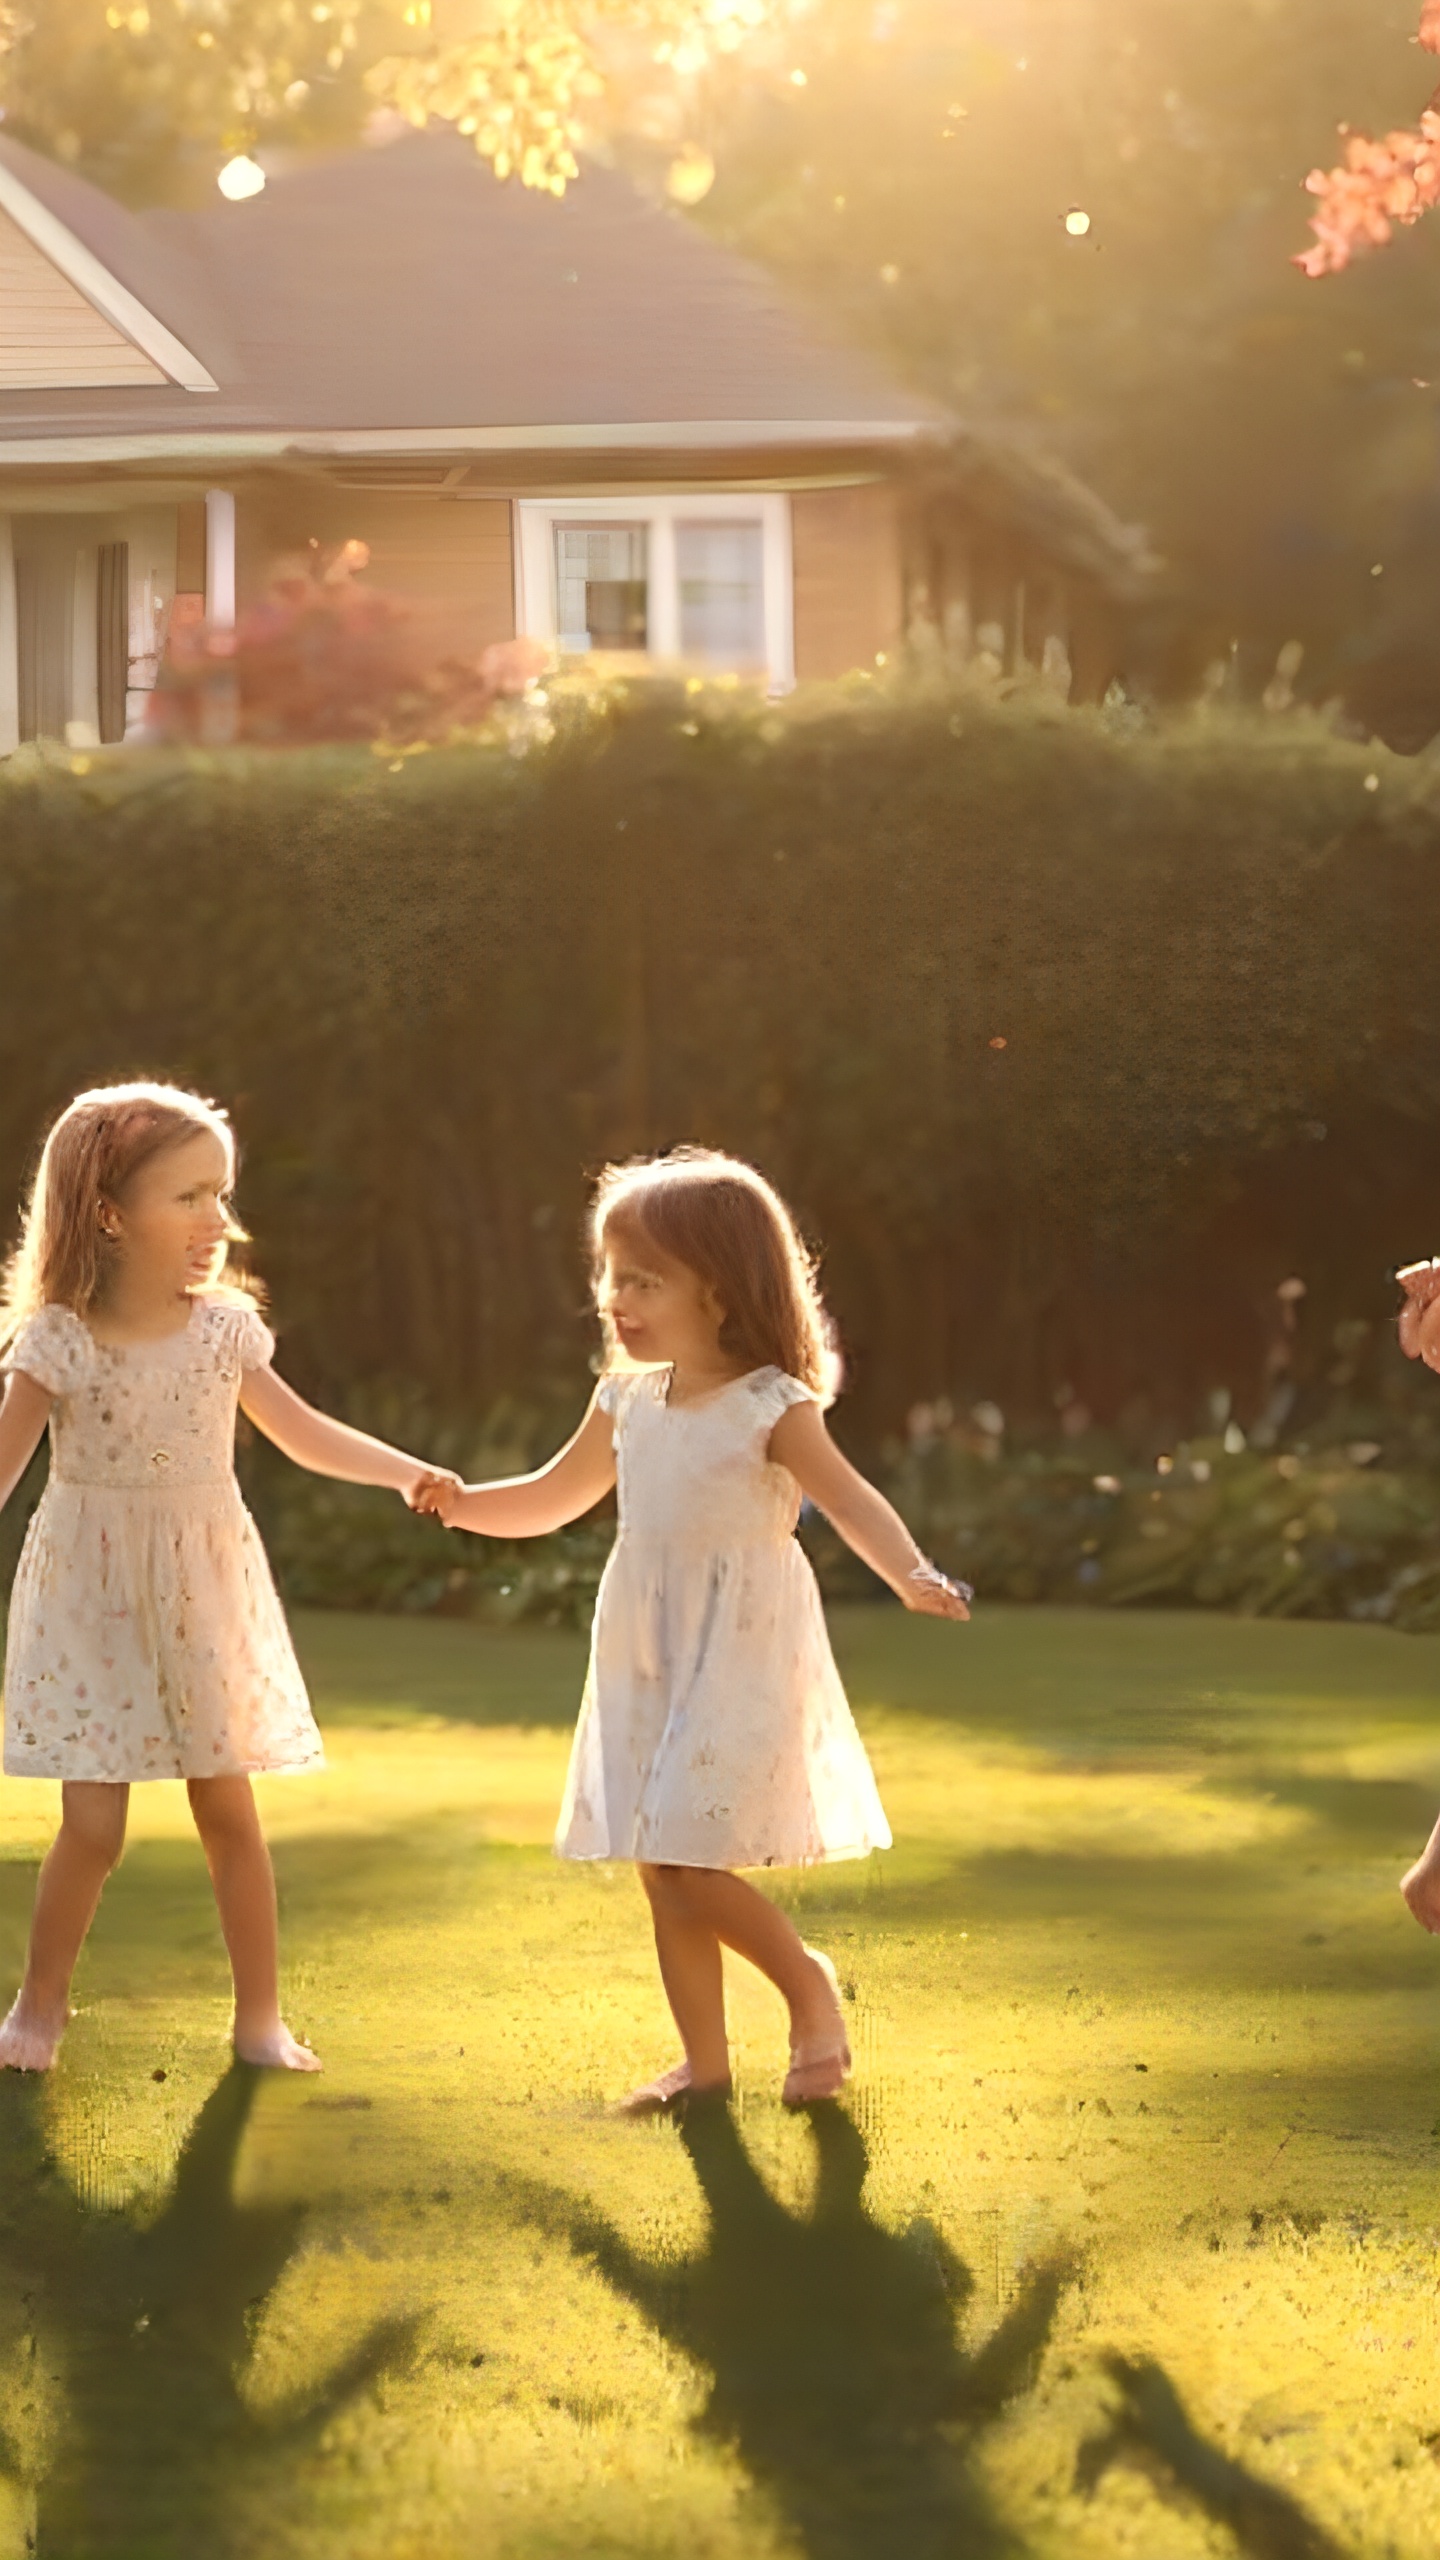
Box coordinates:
[414,1146,969,2111]
[0,1080,455,2074]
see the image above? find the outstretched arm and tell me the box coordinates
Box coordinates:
[239,1367,456,1498]
[0,1372,50,1513]
[411,1394,616,1538]
[769,1400,970,1618]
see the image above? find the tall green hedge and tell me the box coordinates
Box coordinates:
[3,678,1439,1449]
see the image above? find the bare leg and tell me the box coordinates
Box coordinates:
[0,1782,129,2071]
[1402,1808,1440,1932]
[636,1863,731,2096]
[187,1776,320,2072]
[667,1868,847,2064]
[633,1864,847,2105]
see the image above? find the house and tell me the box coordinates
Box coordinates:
[0,127,1150,748]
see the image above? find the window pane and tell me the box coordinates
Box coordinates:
[554,523,648,653]
[676,520,764,668]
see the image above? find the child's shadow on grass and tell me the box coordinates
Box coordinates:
[564,2098,1071,2560]
[0,2063,418,2560]
[1077,2353,1349,2560]
[552,2106,1356,2560]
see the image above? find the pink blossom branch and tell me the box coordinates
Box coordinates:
[1295,4,1440,276]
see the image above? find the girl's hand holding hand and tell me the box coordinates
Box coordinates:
[405,1468,464,1522]
[905,1560,973,1620]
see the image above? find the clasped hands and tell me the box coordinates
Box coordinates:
[1398,1260,1440,1368]
[405,1468,464,1526]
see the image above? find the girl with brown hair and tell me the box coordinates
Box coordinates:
[0,1080,456,2074]
[414,1146,969,2111]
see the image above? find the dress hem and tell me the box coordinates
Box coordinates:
[3,1753,326,1783]
[553,1838,887,1871]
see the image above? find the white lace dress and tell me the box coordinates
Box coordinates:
[556,1365,891,1870]
[2,1298,322,1783]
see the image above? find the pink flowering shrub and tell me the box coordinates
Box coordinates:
[150,538,546,744]
[1295,4,1440,276]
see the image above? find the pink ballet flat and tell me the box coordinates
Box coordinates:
[782,2046,851,2105]
[783,1946,852,2104]
[615,2061,732,2119]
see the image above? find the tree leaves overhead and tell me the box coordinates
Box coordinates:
[663,0,1440,718]
[366,0,774,195]
[0,0,780,203]
[0,0,384,194]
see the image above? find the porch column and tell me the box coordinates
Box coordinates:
[203,488,238,745]
[0,516,16,756]
[647,511,678,660]
[204,487,236,629]
[67,544,101,749]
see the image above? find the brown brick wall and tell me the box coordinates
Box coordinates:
[238,482,515,653]
[790,482,904,681]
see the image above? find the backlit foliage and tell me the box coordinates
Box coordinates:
[0,0,779,197]
[367,0,774,195]
[1296,3,1440,274]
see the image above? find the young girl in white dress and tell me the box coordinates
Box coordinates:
[414,1147,969,2111]
[1395,1258,1440,1932]
[0,1081,456,2075]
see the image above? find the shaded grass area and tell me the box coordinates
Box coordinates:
[0,1606,1438,2556]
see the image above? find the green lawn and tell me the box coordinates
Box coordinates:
[2,1604,1440,2559]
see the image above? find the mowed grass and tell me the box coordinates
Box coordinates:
[1,1606,1440,2558]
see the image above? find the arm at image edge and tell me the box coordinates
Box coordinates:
[0,1371,52,1513]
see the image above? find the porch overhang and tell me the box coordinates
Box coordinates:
[0,418,938,472]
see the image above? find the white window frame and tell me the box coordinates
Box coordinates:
[514,491,793,691]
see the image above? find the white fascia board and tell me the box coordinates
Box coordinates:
[0,417,936,467]
[0,162,218,394]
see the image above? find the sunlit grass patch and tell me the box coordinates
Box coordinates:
[1,1604,1439,2556]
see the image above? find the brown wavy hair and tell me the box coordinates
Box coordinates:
[0,1081,261,1344]
[590,1147,839,1401]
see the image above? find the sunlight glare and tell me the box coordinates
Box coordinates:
[218,154,266,200]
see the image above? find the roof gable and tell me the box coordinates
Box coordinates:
[0,203,167,388]
[0,154,215,392]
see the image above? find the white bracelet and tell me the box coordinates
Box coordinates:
[909,1558,974,1604]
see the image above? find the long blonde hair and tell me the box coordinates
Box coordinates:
[590,1147,839,1401]
[0,1081,261,1344]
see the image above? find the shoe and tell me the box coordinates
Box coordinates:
[802,1945,852,2067]
[783,1947,852,2104]
[615,2061,732,2118]
[782,2048,850,2104]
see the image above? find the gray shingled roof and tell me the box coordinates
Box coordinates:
[0,128,937,448]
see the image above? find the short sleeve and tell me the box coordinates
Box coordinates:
[749,1368,817,1430]
[596,1369,646,1419]
[221,1310,271,1372]
[596,1367,669,1422]
[197,1298,275,1373]
[234,1308,275,1371]
[2,1305,97,1398]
